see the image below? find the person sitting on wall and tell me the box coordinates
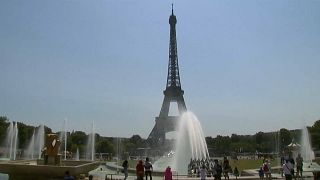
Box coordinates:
[64,171,75,180]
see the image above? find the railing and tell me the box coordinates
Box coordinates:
[104,173,118,180]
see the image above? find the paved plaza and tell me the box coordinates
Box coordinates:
[87,164,315,180]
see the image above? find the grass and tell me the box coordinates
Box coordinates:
[229,158,279,173]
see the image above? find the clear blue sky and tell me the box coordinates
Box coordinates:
[1,0,319,138]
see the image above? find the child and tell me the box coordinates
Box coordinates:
[259,166,264,179]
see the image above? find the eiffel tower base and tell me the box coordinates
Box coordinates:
[147,116,180,147]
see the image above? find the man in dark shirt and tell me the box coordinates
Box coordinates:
[144,157,153,180]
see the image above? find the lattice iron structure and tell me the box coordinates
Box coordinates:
[148,6,187,145]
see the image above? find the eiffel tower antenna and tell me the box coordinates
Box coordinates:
[171,4,174,15]
[148,7,187,146]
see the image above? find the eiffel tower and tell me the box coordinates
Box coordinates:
[148,6,187,145]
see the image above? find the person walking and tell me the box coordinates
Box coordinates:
[296,153,303,178]
[283,159,294,180]
[233,166,239,179]
[122,160,129,180]
[164,166,172,180]
[213,159,222,180]
[223,157,230,180]
[144,157,153,180]
[136,160,144,180]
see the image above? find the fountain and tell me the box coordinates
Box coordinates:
[174,111,209,174]
[86,121,95,161]
[299,126,320,175]
[12,122,18,161]
[64,119,67,160]
[57,119,68,160]
[25,129,35,159]
[0,132,100,179]
[24,125,45,160]
[300,126,315,162]
[153,111,209,174]
[75,148,80,161]
[36,125,45,159]
[2,122,18,160]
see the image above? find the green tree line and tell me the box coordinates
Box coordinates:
[0,116,147,158]
[1,116,319,158]
[206,120,320,156]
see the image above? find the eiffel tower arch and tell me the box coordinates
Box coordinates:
[148,6,187,146]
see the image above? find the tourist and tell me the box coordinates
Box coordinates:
[223,157,230,180]
[122,159,129,180]
[233,166,239,179]
[88,175,93,180]
[283,159,294,180]
[213,159,222,180]
[136,160,144,180]
[200,165,206,180]
[64,171,75,180]
[263,159,271,179]
[296,153,303,178]
[211,163,217,178]
[144,157,153,180]
[258,166,264,179]
[164,166,172,180]
[313,171,320,180]
[289,156,295,178]
[281,154,285,165]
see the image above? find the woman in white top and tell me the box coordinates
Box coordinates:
[282,160,294,180]
[200,165,206,180]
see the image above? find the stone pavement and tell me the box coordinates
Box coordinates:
[86,163,314,180]
[85,173,313,180]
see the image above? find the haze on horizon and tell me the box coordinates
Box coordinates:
[0,0,319,138]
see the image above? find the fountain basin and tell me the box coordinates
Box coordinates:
[303,162,320,172]
[0,160,100,180]
[106,162,168,176]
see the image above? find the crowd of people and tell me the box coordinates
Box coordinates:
[280,153,304,180]
[187,157,238,180]
[258,153,304,180]
[122,157,175,180]
[115,153,310,180]
[121,156,238,180]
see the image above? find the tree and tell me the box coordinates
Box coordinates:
[231,134,240,143]
[70,131,87,146]
[310,120,320,149]
[129,135,143,146]
[312,120,320,129]
[96,139,114,154]
[214,135,231,155]
[279,128,292,149]
[255,132,265,145]
[0,116,9,144]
